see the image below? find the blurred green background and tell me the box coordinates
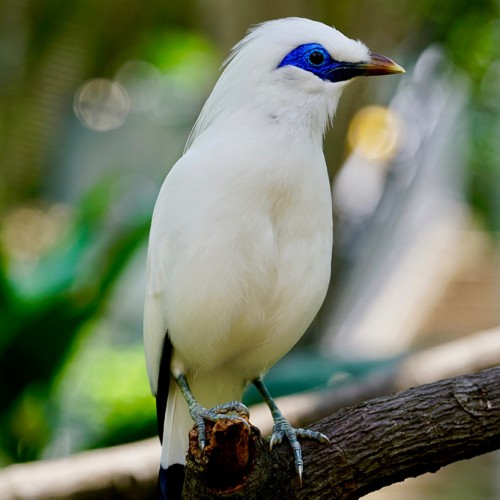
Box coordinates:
[0,0,498,496]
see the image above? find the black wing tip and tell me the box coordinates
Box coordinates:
[156,333,173,443]
[158,464,185,500]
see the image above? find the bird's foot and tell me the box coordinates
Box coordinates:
[175,373,250,452]
[252,377,329,483]
[269,416,329,483]
[189,400,250,452]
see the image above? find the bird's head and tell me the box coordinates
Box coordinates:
[186,18,404,148]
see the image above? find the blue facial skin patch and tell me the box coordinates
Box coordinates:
[277,43,364,82]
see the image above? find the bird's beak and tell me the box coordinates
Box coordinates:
[326,53,405,82]
[357,52,405,76]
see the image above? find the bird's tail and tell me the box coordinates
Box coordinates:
[158,379,191,500]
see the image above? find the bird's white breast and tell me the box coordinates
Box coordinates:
[149,116,332,382]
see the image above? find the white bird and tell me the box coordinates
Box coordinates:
[144,17,404,498]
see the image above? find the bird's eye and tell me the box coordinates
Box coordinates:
[308,51,325,66]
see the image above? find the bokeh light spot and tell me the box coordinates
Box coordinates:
[347,105,403,161]
[1,202,72,263]
[74,78,131,131]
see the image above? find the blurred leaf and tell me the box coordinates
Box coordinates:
[0,178,150,461]
[142,30,219,82]
[46,339,154,456]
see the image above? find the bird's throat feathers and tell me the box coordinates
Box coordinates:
[258,74,343,138]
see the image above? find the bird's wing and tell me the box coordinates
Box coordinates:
[144,203,173,439]
[143,170,175,394]
[143,265,168,396]
[155,330,173,443]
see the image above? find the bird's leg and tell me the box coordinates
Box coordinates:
[252,377,330,482]
[175,373,250,451]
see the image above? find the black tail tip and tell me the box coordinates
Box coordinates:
[158,464,185,500]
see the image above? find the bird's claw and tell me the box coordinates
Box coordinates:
[295,427,330,445]
[190,401,250,451]
[210,400,250,417]
[269,417,330,480]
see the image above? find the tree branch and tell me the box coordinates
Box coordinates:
[0,338,498,500]
[182,366,500,499]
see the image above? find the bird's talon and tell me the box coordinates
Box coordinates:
[195,418,207,451]
[269,431,284,450]
[295,427,330,443]
[297,464,303,487]
[237,415,251,432]
[269,437,275,450]
[229,401,250,417]
[319,433,330,445]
